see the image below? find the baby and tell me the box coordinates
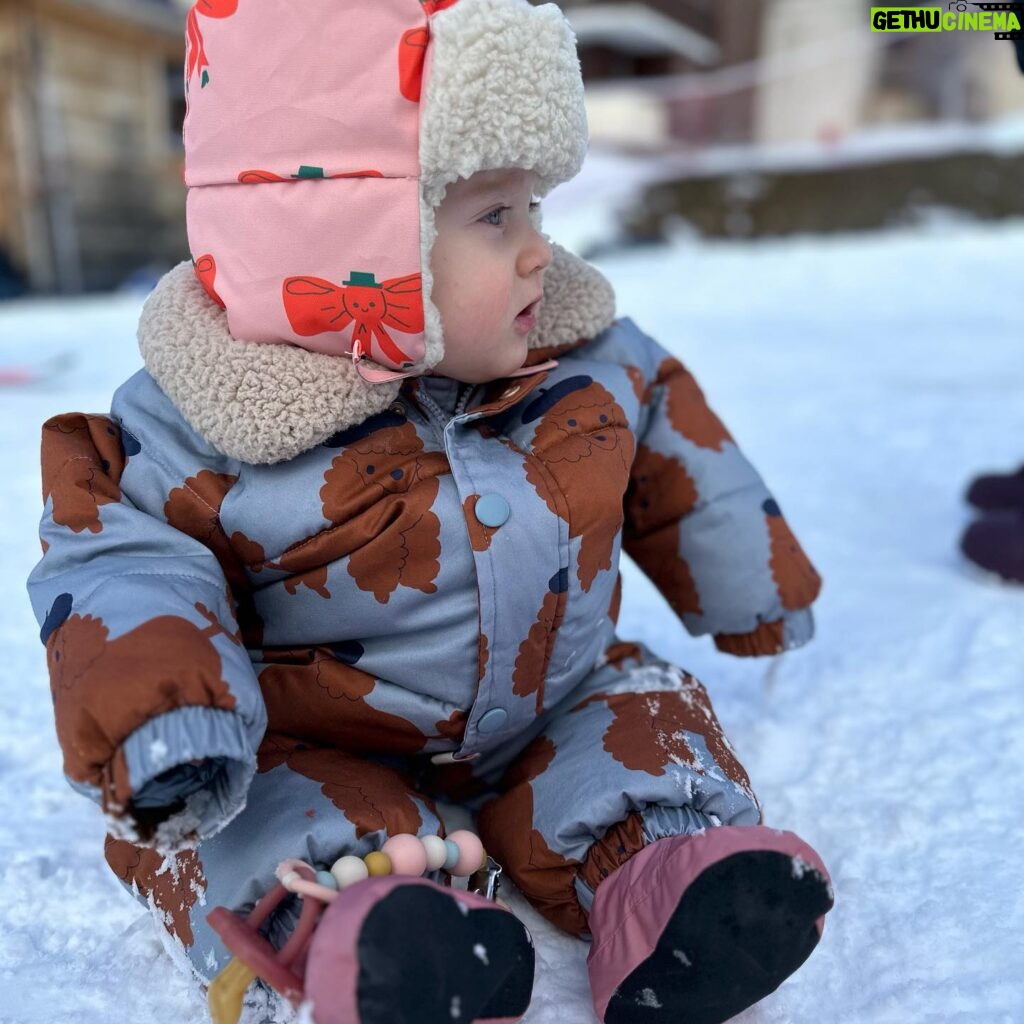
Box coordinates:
[28,2,833,1023]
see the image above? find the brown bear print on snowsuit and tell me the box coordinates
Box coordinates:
[164,469,267,647]
[520,376,635,592]
[478,735,587,935]
[43,605,236,809]
[257,739,434,840]
[257,646,429,756]
[653,357,733,451]
[624,444,703,618]
[41,414,135,534]
[273,414,448,603]
[105,837,207,948]
[512,568,568,715]
[764,498,822,610]
[573,679,754,800]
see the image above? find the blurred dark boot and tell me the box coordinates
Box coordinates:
[965,466,1024,511]
[960,513,1024,584]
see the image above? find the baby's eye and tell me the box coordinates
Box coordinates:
[481,206,510,227]
[529,199,541,212]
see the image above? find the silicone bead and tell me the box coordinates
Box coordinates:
[421,834,449,872]
[315,870,339,891]
[364,851,392,877]
[330,855,369,890]
[447,830,486,877]
[381,834,428,877]
[443,839,461,872]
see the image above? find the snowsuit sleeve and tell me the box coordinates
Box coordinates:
[26,372,267,849]
[620,320,821,656]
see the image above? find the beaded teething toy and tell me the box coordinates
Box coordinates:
[206,830,496,1024]
[276,828,488,903]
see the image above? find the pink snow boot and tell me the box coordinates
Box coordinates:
[587,825,833,1024]
[209,872,534,1024]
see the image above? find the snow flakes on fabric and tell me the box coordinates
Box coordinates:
[105,836,207,947]
[573,682,751,794]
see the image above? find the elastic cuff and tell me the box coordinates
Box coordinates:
[714,620,784,657]
[713,608,815,657]
[120,707,256,847]
[574,805,720,918]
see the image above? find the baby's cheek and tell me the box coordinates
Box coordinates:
[461,279,513,334]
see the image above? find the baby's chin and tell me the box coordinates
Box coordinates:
[434,335,528,384]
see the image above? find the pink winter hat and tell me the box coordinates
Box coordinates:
[182,0,588,383]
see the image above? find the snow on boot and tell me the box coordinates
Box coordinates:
[209,873,534,1024]
[587,825,833,1024]
[960,513,1024,584]
[965,465,1024,512]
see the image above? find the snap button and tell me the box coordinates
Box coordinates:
[478,708,508,733]
[389,402,406,417]
[475,494,510,528]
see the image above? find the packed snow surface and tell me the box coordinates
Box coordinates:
[2,217,1023,1024]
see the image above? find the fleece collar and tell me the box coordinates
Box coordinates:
[138,243,615,465]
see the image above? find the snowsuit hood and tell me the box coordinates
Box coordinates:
[183,0,590,385]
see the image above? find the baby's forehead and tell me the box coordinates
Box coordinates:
[445,168,537,203]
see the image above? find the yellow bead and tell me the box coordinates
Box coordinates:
[364,851,392,877]
[480,847,488,870]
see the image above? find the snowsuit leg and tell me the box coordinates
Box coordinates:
[477,640,761,937]
[104,744,444,982]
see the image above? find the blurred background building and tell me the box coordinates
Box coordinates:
[1,0,1023,296]
[0,0,187,297]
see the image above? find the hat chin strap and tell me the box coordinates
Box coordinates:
[352,356,423,385]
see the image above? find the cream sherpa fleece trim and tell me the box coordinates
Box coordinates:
[139,244,614,466]
[138,263,401,466]
[533,242,616,350]
[415,0,589,372]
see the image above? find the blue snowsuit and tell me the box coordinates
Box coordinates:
[28,255,820,978]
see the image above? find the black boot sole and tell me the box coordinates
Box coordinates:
[352,884,535,1024]
[605,849,833,1024]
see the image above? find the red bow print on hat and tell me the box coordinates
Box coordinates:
[283,272,424,370]
[186,0,239,89]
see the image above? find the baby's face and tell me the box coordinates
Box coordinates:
[430,168,551,383]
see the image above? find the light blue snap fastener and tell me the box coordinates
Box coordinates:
[478,708,509,733]
[475,494,510,528]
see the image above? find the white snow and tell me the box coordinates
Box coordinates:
[2,215,1024,1023]
[636,988,663,1009]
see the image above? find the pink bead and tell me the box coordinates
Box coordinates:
[380,833,428,877]
[446,830,485,877]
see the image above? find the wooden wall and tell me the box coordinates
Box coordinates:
[0,0,187,293]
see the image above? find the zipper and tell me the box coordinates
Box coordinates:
[415,382,474,432]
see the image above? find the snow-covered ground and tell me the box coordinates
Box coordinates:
[2,216,1023,1024]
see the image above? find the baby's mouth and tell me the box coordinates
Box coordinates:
[514,299,541,331]
[516,296,540,319]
